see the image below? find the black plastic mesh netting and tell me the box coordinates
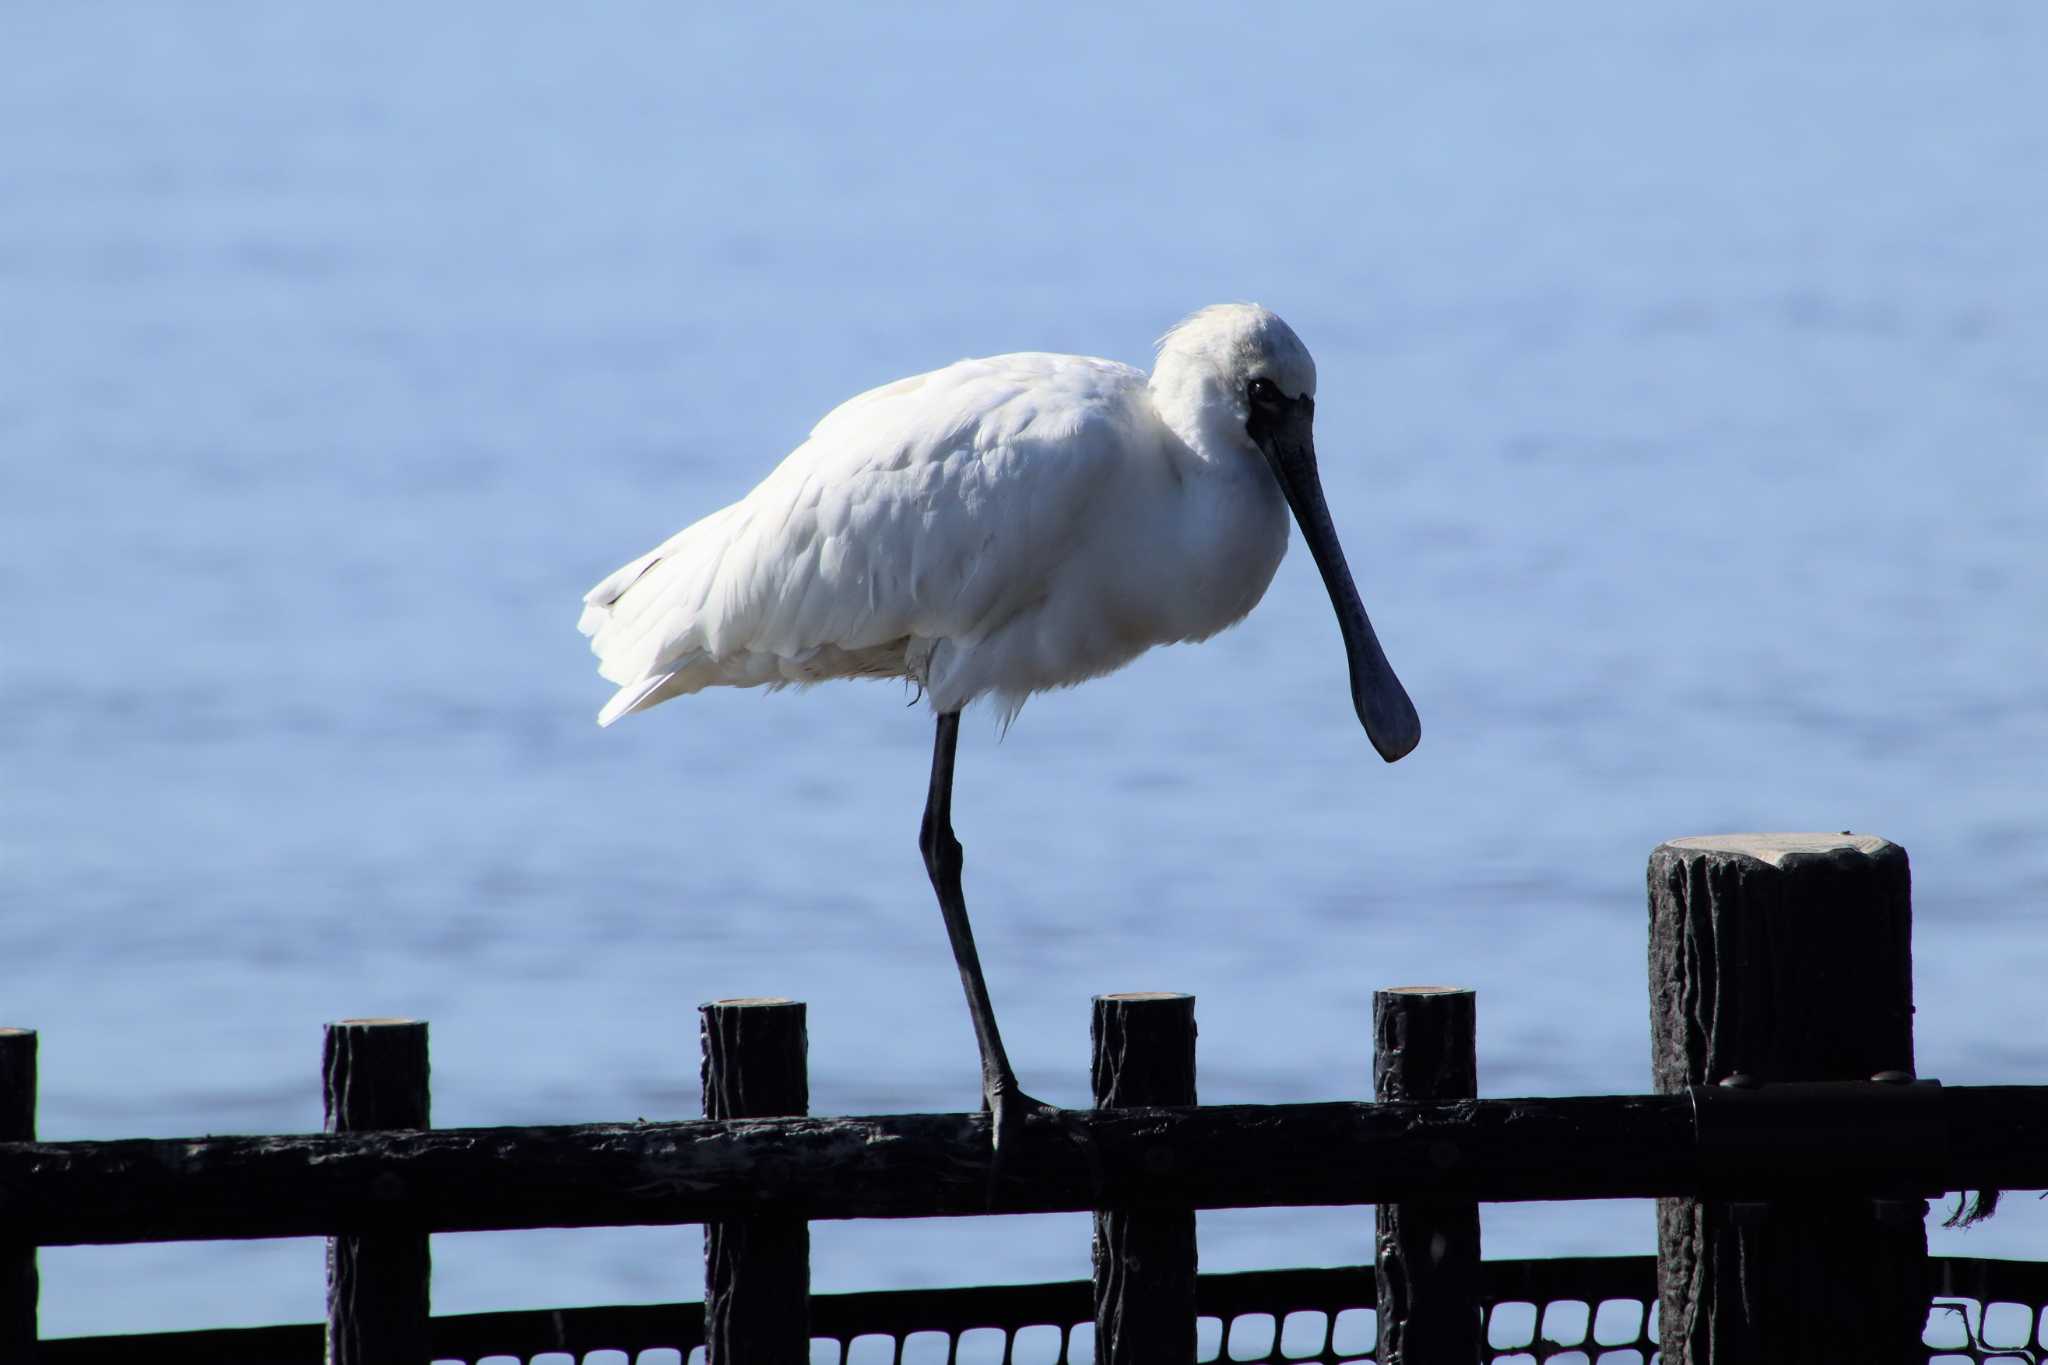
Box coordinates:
[40,1255,2048,1364]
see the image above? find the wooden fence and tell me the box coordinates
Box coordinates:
[3,832,2045,1363]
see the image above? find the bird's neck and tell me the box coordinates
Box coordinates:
[1147,369,1250,469]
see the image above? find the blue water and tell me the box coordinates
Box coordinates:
[3,0,2044,1337]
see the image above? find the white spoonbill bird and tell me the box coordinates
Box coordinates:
[579,303,1419,1143]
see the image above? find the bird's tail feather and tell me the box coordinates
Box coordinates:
[597,671,682,727]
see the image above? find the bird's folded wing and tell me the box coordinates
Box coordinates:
[579,354,1149,717]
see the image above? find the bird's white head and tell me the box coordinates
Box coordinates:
[1151,304,1318,446]
[1152,303,1421,764]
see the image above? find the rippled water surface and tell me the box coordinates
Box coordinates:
[3,0,2044,1335]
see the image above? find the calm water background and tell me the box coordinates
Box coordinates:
[3,0,2044,1337]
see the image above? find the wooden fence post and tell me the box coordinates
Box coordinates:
[1092,991,1197,1365]
[701,997,810,1364]
[324,1018,431,1365]
[1373,987,1482,1364]
[1648,834,1927,1364]
[1,1028,36,1363]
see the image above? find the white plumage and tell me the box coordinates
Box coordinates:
[580,306,1331,730]
[578,303,1417,1142]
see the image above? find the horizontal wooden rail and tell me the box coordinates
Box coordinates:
[3,1084,2043,1247]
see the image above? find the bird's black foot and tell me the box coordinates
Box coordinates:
[981,1080,1060,1208]
[987,1081,1063,1153]
[982,1079,1102,1203]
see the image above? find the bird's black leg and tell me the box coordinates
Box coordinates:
[919,710,1057,1153]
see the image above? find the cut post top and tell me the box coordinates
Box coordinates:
[1379,985,1470,997]
[701,999,808,1122]
[1094,991,1193,1003]
[331,1018,423,1029]
[1663,832,1896,867]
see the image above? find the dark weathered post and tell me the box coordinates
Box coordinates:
[1,1028,36,1362]
[1648,833,1926,1364]
[323,1018,431,1365]
[1092,991,1197,1365]
[1373,987,1481,1364]
[701,997,810,1364]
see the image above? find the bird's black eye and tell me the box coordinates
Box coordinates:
[1248,377,1282,406]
